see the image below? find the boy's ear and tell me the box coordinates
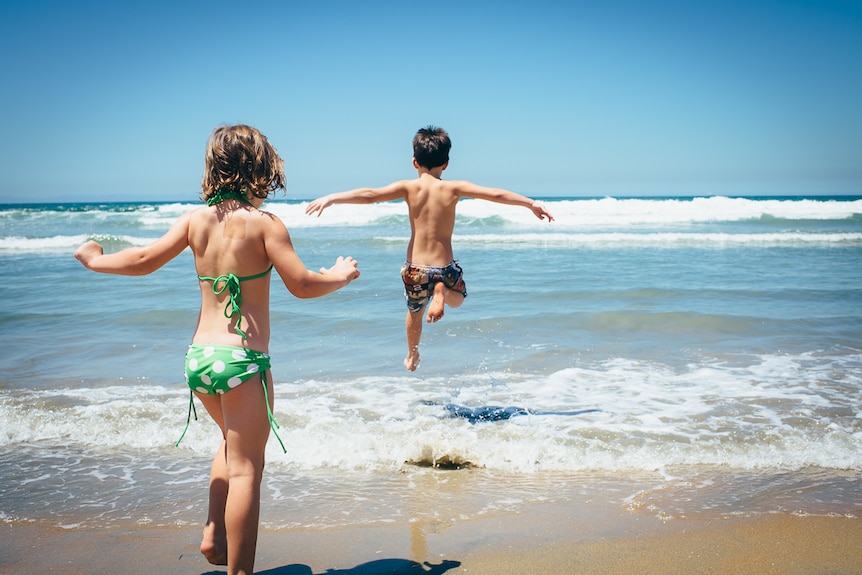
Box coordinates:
[412,157,420,169]
[441,160,449,171]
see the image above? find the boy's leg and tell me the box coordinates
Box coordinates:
[445,286,465,309]
[427,282,466,323]
[219,373,272,575]
[426,282,447,323]
[405,309,424,371]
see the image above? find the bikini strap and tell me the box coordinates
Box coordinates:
[207,188,254,206]
[198,266,273,340]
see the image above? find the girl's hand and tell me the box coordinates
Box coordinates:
[320,256,360,282]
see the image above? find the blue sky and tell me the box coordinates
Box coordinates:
[2,0,860,203]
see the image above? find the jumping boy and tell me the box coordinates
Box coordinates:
[305,126,553,371]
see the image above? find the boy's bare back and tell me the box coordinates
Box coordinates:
[306,165,553,268]
[399,172,459,267]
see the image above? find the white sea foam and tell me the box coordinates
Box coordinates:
[383,231,862,248]
[0,234,154,252]
[2,197,860,252]
[3,230,859,253]
[542,196,862,226]
[3,352,859,474]
[273,197,862,229]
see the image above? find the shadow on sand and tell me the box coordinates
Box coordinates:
[203,558,461,575]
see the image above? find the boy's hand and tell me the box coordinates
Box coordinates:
[74,240,104,268]
[531,201,554,222]
[305,197,333,217]
[320,256,360,283]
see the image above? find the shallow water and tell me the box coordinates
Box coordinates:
[1,195,861,529]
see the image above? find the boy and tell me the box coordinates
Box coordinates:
[305,126,553,371]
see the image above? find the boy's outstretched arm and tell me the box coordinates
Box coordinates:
[455,182,554,222]
[305,182,409,217]
[74,211,193,275]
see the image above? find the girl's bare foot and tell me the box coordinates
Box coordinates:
[426,282,445,323]
[404,349,420,371]
[200,522,227,565]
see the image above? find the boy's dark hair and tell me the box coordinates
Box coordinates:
[412,126,451,169]
[201,124,285,202]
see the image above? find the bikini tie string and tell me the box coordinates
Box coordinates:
[261,371,287,453]
[175,391,198,447]
[175,383,286,453]
[209,273,248,340]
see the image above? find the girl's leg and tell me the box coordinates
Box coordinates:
[219,373,272,575]
[195,394,229,565]
[202,439,229,564]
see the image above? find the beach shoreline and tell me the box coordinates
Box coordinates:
[4,499,861,575]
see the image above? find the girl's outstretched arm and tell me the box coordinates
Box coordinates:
[74,210,193,275]
[263,213,360,298]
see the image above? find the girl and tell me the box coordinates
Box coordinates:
[75,124,360,575]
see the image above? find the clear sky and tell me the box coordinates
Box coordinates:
[2,0,860,203]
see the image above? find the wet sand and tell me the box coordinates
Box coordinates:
[3,500,861,575]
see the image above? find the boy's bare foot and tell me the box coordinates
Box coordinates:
[404,349,420,371]
[427,282,445,323]
[200,522,227,565]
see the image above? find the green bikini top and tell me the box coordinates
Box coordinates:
[201,188,271,339]
[199,266,273,340]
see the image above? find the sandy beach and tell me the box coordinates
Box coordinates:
[4,498,861,575]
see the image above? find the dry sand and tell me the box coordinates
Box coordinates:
[3,500,861,575]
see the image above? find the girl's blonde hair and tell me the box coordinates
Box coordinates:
[201,124,285,202]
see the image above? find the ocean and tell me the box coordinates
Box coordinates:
[1,195,861,531]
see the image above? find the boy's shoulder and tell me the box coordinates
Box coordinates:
[412,175,472,190]
[434,178,481,197]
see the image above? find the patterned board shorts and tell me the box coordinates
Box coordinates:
[400,260,468,312]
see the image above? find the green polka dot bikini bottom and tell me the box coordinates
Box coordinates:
[176,344,285,452]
